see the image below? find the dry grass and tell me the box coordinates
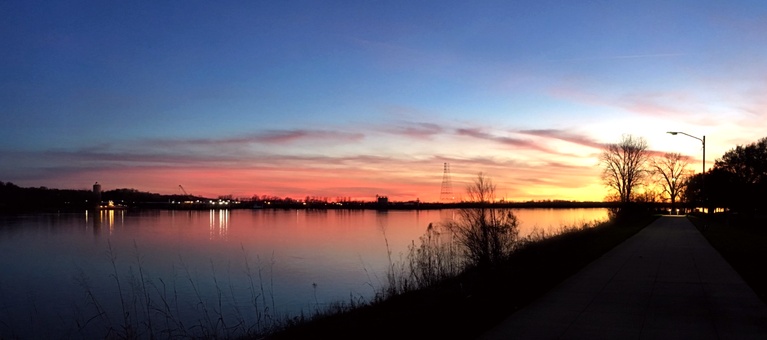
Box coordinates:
[266,213,657,340]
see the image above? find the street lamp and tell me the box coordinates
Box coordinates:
[667,131,706,212]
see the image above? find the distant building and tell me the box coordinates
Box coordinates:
[93,182,102,207]
[376,195,389,210]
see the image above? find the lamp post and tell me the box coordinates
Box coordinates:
[667,131,706,212]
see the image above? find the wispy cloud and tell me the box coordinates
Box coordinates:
[517,129,604,149]
[616,92,699,118]
[549,85,699,118]
[455,128,553,153]
[2,144,411,173]
[148,129,364,148]
[452,127,607,160]
[260,130,364,144]
[737,76,767,118]
[383,122,445,139]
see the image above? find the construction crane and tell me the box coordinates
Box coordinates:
[177,185,198,205]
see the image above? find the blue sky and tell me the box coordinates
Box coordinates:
[2,1,766,201]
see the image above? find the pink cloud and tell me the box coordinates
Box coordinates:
[548,84,710,120]
[615,92,697,118]
[149,129,364,148]
[384,122,445,139]
[1,125,610,202]
[517,129,604,149]
[455,128,554,154]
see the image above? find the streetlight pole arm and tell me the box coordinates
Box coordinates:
[667,131,704,144]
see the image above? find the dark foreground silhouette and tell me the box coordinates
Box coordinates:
[265,214,657,340]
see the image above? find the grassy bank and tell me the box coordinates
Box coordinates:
[688,213,767,304]
[265,214,657,339]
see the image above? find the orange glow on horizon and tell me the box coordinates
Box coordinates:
[44,162,609,203]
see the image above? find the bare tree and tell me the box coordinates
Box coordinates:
[651,152,690,212]
[447,173,519,267]
[600,134,650,204]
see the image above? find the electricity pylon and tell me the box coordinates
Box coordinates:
[440,163,454,202]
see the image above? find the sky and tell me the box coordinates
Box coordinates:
[2,1,767,202]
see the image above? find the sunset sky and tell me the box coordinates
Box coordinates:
[2,1,766,202]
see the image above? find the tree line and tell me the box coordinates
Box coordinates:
[0,183,196,212]
[600,134,767,215]
[0,181,95,211]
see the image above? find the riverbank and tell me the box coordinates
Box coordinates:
[264,213,658,339]
[688,213,767,304]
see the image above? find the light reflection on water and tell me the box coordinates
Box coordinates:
[0,208,606,338]
[209,209,229,240]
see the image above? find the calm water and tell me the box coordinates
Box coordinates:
[0,208,606,338]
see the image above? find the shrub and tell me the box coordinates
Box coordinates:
[445,173,520,267]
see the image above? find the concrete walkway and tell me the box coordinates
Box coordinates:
[480,216,767,339]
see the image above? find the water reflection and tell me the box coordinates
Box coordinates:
[375,210,388,234]
[86,209,125,236]
[439,209,456,221]
[209,209,229,240]
[0,208,608,339]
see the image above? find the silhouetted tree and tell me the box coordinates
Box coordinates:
[600,134,650,204]
[652,152,690,212]
[684,172,704,207]
[703,167,733,211]
[102,188,167,203]
[715,137,766,213]
[684,136,767,214]
[446,173,519,267]
[717,137,767,182]
[0,182,93,211]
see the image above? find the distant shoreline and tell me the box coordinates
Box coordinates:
[1,181,685,213]
[0,201,682,214]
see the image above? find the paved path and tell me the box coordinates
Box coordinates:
[479,216,767,339]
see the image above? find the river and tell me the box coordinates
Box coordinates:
[0,208,607,338]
